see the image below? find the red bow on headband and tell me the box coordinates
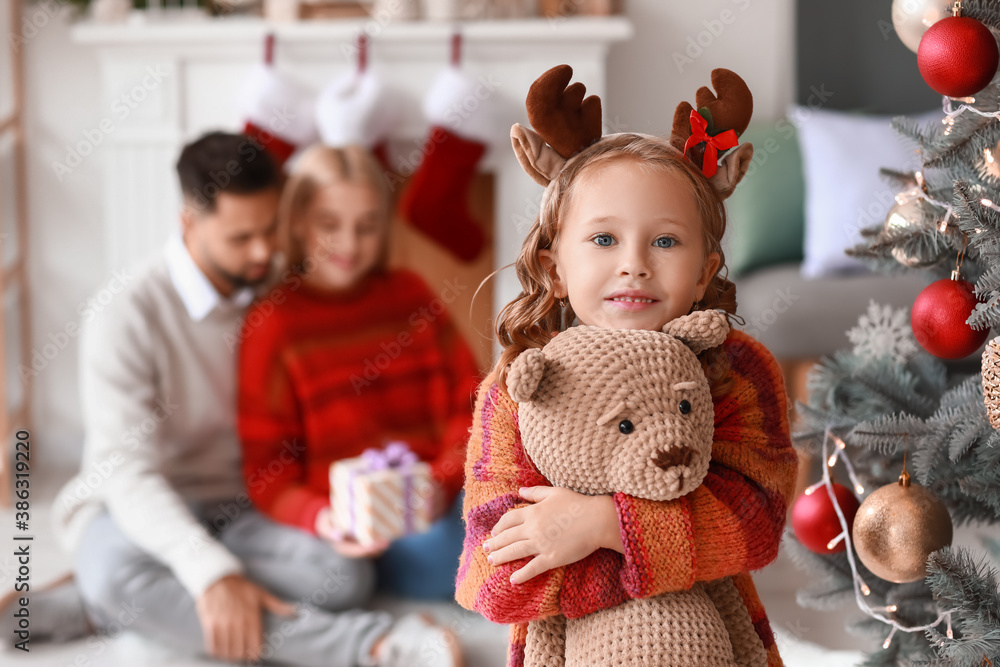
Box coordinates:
[683,109,738,178]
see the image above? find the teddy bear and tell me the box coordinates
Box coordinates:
[504,309,769,667]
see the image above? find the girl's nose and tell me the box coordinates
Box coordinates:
[619,248,651,278]
[328,228,357,254]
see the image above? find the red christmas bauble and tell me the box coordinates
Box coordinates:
[911,278,990,359]
[917,16,999,97]
[792,483,861,554]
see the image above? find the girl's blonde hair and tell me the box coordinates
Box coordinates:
[488,134,743,398]
[277,144,393,275]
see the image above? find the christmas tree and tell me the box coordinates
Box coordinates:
[787,1,1000,665]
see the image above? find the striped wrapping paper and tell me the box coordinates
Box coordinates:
[329,457,434,546]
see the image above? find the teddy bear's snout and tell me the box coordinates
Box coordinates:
[651,446,698,471]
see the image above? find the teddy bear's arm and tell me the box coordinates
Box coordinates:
[454,376,631,623]
[613,331,799,599]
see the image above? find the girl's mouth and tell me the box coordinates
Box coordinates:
[331,256,355,270]
[606,296,659,311]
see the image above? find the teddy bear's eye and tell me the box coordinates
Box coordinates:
[618,420,634,434]
[679,400,692,415]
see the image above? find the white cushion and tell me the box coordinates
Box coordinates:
[789,105,942,279]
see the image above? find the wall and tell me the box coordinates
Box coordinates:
[18,0,795,470]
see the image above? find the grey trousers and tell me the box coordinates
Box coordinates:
[73,498,395,667]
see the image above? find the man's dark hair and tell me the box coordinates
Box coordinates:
[176,131,282,214]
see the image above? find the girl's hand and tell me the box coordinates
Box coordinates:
[481,486,623,585]
[315,507,391,558]
[328,533,391,559]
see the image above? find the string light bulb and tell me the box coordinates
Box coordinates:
[810,428,954,645]
[804,481,824,496]
[982,199,1000,213]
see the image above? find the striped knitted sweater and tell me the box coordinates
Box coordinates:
[237,267,482,535]
[455,329,798,666]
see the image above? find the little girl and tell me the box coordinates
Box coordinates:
[237,143,480,666]
[455,66,798,666]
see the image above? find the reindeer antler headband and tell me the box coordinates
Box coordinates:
[511,65,755,201]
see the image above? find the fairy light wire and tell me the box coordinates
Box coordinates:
[941,92,1000,122]
[814,427,954,646]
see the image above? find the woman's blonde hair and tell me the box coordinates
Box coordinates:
[485,134,743,398]
[278,144,393,275]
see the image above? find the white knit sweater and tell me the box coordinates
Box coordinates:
[51,233,262,597]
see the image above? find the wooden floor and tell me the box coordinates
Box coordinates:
[0,467,876,665]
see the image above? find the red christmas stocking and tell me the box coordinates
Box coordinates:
[399,126,486,262]
[398,64,496,262]
[316,68,399,175]
[371,139,392,175]
[237,61,317,171]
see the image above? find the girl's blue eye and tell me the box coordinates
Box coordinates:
[591,234,677,248]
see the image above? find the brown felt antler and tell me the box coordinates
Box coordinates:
[669,69,753,161]
[527,65,603,159]
[668,69,754,199]
[511,65,604,186]
[511,65,755,200]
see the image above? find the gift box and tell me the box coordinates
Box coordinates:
[329,441,434,546]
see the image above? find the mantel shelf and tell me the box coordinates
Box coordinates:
[70,14,633,46]
[67,10,631,330]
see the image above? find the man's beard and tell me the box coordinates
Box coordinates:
[210,257,271,291]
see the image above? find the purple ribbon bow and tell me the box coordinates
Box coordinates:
[361,440,418,470]
[348,440,418,537]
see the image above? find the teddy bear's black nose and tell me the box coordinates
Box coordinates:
[651,446,697,470]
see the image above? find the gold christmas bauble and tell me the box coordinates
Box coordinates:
[984,336,1000,429]
[891,0,953,53]
[852,471,953,583]
[884,195,944,268]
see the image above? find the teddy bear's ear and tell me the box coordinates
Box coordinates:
[661,310,730,354]
[507,348,547,403]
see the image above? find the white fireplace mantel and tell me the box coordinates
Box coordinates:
[69,14,633,317]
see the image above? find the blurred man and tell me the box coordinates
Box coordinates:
[6,131,401,664]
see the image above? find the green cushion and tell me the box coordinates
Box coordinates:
[725,121,805,278]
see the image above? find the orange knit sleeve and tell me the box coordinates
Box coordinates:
[454,372,630,623]
[613,330,799,598]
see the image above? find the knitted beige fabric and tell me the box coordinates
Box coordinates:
[525,615,566,667]
[507,310,767,667]
[507,310,728,500]
[704,578,770,666]
[564,586,736,666]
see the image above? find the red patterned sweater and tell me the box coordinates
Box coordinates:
[237,268,482,534]
[454,329,798,667]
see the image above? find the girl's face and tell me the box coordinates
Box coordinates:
[295,180,387,291]
[539,158,721,332]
